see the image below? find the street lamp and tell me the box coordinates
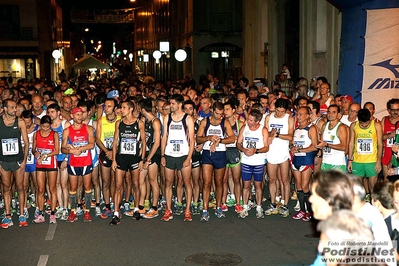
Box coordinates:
[52,49,61,81]
[175,49,187,62]
[153,50,161,64]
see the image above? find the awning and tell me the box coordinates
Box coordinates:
[72,54,109,69]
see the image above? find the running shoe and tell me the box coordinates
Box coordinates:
[209,198,217,209]
[364,193,371,203]
[61,209,69,221]
[200,211,210,222]
[221,204,228,212]
[1,216,13,229]
[192,203,200,215]
[124,210,134,217]
[302,212,312,222]
[34,207,40,217]
[174,203,183,215]
[95,206,101,217]
[49,215,57,224]
[55,208,64,219]
[67,211,77,222]
[215,207,225,218]
[123,202,131,213]
[144,199,150,211]
[293,201,300,212]
[143,208,159,219]
[292,210,305,220]
[132,211,143,220]
[235,204,243,214]
[0,199,4,209]
[109,215,120,225]
[183,210,192,222]
[161,210,173,221]
[256,207,264,219]
[83,211,92,222]
[239,208,249,218]
[76,206,84,216]
[291,191,298,200]
[90,201,96,208]
[226,196,236,207]
[101,208,113,219]
[264,204,278,216]
[33,214,45,224]
[280,206,289,218]
[23,208,29,219]
[19,215,28,227]
[248,200,256,209]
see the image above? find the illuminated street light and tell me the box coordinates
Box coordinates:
[175,49,187,62]
[143,54,149,62]
[123,49,128,55]
[153,50,162,64]
[52,49,61,63]
[160,42,170,53]
[129,53,133,62]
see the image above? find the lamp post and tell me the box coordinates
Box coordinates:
[143,54,149,75]
[52,49,61,81]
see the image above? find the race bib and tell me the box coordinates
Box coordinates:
[2,138,19,156]
[38,148,52,165]
[120,138,136,155]
[27,147,34,164]
[357,139,373,154]
[245,137,258,149]
[294,141,306,156]
[73,141,89,157]
[169,140,183,155]
[105,137,114,150]
[387,136,394,147]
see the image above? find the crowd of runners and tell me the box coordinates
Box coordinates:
[0,72,398,231]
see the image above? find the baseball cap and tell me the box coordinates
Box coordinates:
[71,107,83,114]
[107,90,120,99]
[340,95,354,103]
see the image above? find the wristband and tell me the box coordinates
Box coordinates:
[275,132,280,138]
[348,159,353,162]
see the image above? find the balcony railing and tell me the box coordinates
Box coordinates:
[0,27,36,41]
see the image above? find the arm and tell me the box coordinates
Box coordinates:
[196,119,212,144]
[347,123,356,173]
[77,125,95,152]
[111,120,120,171]
[375,121,384,173]
[139,119,147,161]
[160,115,168,167]
[146,119,161,162]
[259,127,269,153]
[278,116,294,141]
[220,119,235,145]
[95,118,107,152]
[18,118,29,166]
[61,128,70,154]
[184,115,195,166]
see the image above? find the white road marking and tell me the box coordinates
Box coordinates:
[45,224,57,240]
[37,255,49,266]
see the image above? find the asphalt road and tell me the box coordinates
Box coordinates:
[0,200,319,266]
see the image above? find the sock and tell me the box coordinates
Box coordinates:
[96,203,100,207]
[152,206,158,211]
[139,205,144,210]
[256,205,262,211]
[84,192,92,210]
[51,211,55,215]
[70,194,77,210]
[280,199,285,205]
[243,204,248,210]
[230,194,236,200]
[106,203,111,210]
[304,191,311,213]
[114,211,119,217]
[203,209,207,213]
[297,190,305,212]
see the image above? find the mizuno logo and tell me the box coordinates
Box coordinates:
[13,127,17,129]
[372,58,399,78]
[368,59,399,90]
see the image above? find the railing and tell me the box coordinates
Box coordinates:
[0,27,36,41]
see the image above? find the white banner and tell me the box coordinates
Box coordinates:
[362,8,399,120]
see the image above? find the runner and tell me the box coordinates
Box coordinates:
[61,107,95,223]
[160,94,194,222]
[236,109,269,218]
[110,101,146,225]
[32,115,59,224]
[0,99,29,228]
[196,101,235,221]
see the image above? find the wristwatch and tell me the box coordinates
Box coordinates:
[255,149,260,154]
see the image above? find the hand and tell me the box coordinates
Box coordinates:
[19,160,26,171]
[161,157,166,167]
[138,161,144,172]
[244,148,255,157]
[195,144,203,152]
[374,161,382,174]
[392,144,399,154]
[61,160,67,170]
[106,150,113,160]
[182,159,191,168]
[315,141,327,149]
[111,160,117,172]
[347,161,352,173]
